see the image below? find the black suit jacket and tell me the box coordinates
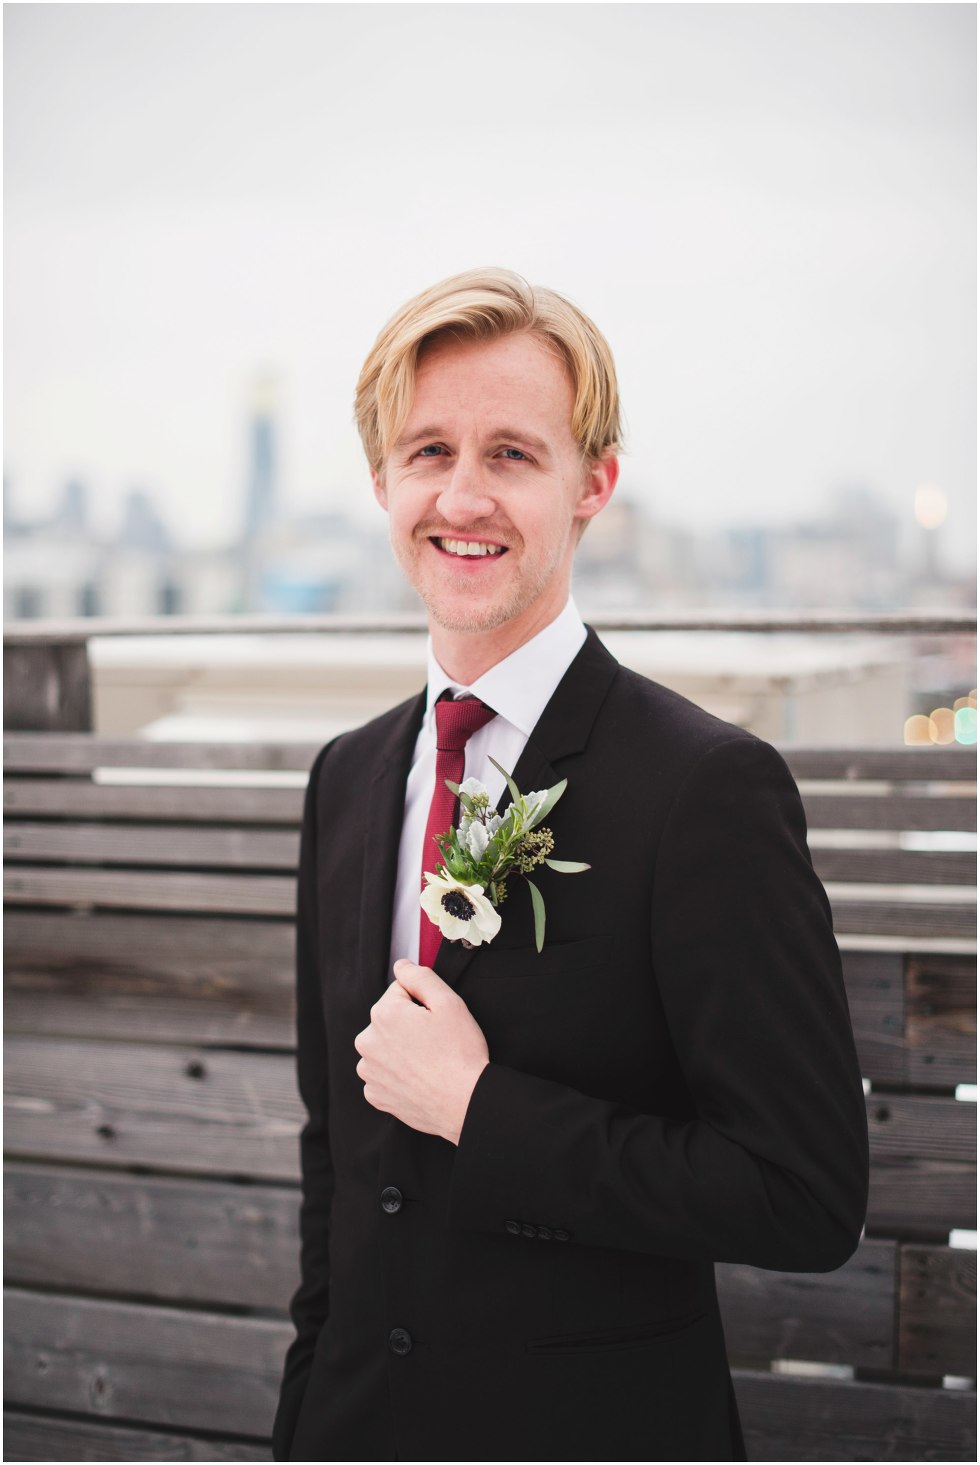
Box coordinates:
[273,628,869,1462]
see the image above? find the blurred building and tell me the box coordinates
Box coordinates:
[4,390,973,624]
[91,628,911,747]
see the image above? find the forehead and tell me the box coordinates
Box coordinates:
[407,331,576,439]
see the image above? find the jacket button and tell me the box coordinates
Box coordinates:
[504,1219,521,1235]
[536,1226,552,1240]
[388,1327,413,1356]
[381,1186,403,1214]
[521,1224,536,1239]
[553,1228,571,1242]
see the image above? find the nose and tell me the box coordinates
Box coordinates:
[435,454,497,527]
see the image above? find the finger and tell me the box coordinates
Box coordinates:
[392,959,448,1008]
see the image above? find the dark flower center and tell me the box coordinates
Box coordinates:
[441,890,475,921]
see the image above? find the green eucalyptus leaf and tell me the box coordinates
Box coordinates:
[543,858,590,873]
[488,755,521,805]
[444,778,461,796]
[526,878,546,953]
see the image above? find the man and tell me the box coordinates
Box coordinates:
[273,269,869,1462]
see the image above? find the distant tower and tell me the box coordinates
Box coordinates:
[58,480,89,535]
[119,489,172,554]
[243,373,280,546]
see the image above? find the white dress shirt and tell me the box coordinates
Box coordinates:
[387,598,588,975]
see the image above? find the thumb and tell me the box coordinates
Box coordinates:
[392,958,448,1008]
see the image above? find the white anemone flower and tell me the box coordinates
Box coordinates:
[458,777,489,802]
[420,872,502,947]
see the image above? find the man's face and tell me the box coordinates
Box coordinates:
[372,331,616,637]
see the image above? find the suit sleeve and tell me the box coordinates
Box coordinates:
[449,736,869,1273]
[272,742,334,1461]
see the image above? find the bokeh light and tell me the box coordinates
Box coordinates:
[904,714,932,745]
[914,483,949,529]
[954,707,978,745]
[928,707,956,744]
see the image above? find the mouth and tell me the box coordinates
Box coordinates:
[429,536,510,560]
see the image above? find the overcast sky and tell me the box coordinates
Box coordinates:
[5,3,976,569]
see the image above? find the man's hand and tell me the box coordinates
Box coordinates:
[353,960,490,1145]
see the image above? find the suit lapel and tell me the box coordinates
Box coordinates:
[435,626,620,990]
[358,690,426,999]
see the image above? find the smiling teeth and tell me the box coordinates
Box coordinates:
[437,538,505,557]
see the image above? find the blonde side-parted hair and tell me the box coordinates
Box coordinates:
[354,267,623,475]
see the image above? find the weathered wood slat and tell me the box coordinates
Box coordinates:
[4,911,295,1046]
[3,1290,290,1438]
[7,1036,976,1236]
[783,748,976,782]
[2,1412,270,1462]
[842,952,905,1086]
[868,1161,977,1240]
[4,1164,902,1375]
[802,794,976,832]
[4,733,322,773]
[4,867,296,916]
[717,1239,896,1371]
[4,822,300,870]
[2,917,927,1067]
[4,780,304,824]
[898,1245,978,1377]
[5,735,974,784]
[3,1165,299,1310]
[866,1098,977,1235]
[732,1368,976,1462]
[3,645,93,733]
[829,899,976,941]
[867,1094,976,1165]
[8,821,976,901]
[4,1288,974,1461]
[11,821,975,886]
[6,861,973,937]
[906,957,978,1089]
[4,1037,302,1180]
[7,780,975,834]
[811,847,976,886]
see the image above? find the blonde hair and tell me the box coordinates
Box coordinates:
[355,267,622,473]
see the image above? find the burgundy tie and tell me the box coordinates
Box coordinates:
[418,694,496,968]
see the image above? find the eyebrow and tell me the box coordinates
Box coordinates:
[394,426,551,452]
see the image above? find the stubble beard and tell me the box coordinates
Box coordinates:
[393,527,570,635]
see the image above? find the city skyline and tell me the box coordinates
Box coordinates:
[5,5,976,570]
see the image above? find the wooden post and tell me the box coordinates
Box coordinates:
[3,639,93,732]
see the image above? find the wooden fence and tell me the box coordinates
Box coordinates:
[3,617,977,1461]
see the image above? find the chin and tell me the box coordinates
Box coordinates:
[422,591,524,635]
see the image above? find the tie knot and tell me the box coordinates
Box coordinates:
[435,695,496,752]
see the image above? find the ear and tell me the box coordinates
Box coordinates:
[371,468,388,511]
[573,454,619,526]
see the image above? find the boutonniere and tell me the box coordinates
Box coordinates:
[419,757,589,954]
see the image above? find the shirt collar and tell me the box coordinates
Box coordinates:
[424,598,587,738]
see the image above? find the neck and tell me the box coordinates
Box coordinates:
[430,593,569,686]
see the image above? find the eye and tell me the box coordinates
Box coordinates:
[417,444,447,458]
[499,447,528,461]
